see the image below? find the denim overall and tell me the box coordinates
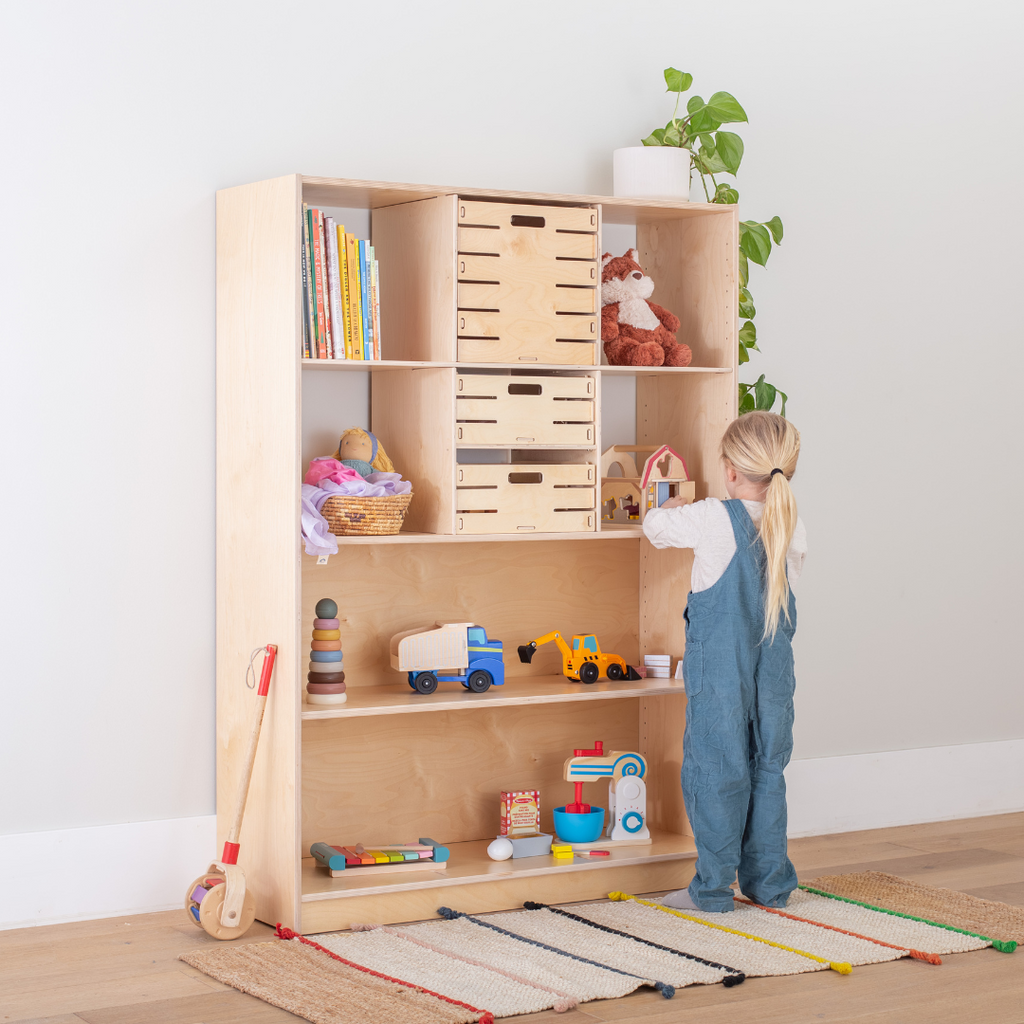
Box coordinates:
[680,499,798,911]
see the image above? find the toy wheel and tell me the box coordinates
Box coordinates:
[184,873,220,927]
[579,662,600,684]
[467,670,492,693]
[607,664,624,681]
[197,878,257,940]
[413,672,438,694]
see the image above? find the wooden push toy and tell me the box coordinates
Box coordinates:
[391,621,504,694]
[601,444,696,524]
[518,630,641,683]
[310,839,450,877]
[554,740,650,846]
[184,644,277,939]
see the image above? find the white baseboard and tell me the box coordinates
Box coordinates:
[785,738,1024,836]
[2,739,1021,930]
[0,815,216,931]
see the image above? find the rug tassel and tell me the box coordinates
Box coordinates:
[910,949,943,965]
[552,997,578,1012]
[274,923,298,940]
[654,981,675,998]
[992,939,1017,953]
[722,974,743,987]
[829,961,853,975]
[478,1014,495,1024]
[437,906,459,920]
[349,923,382,931]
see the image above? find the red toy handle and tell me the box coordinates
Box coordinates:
[257,644,278,696]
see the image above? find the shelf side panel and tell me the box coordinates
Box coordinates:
[302,698,639,848]
[371,367,455,535]
[371,195,457,361]
[216,175,302,929]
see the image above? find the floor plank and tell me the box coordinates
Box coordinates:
[2,813,1022,1024]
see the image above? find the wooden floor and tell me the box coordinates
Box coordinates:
[2,813,1022,1024]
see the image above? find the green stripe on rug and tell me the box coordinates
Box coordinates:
[798,885,1017,953]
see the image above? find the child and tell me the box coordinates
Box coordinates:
[643,411,806,913]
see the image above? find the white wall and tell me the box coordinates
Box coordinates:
[1,0,1021,879]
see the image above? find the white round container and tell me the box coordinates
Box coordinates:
[613,146,692,201]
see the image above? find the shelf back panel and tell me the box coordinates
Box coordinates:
[302,697,640,846]
[636,209,738,370]
[301,539,640,690]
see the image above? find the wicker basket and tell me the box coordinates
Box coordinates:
[321,493,413,536]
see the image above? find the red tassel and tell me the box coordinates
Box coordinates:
[275,923,297,940]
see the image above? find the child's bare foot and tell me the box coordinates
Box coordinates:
[660,888,698,910]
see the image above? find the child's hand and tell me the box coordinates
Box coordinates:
[659,496,690,509]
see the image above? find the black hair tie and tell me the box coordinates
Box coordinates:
[770,468,784,477]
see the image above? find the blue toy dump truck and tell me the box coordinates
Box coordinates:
[389,622,504,694]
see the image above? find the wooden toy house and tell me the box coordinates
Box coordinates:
[216,174,737,933]
[601,444,696,524]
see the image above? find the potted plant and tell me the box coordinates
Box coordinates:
[615,67,788,414]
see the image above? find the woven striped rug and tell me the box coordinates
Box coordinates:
[180,872,1018,1022]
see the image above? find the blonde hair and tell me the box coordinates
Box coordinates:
[720,411,801,642]
[332,427,395,473]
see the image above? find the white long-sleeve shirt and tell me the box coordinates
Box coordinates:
[643,498,807,593]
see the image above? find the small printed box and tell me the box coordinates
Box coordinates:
[500,790,541,838]
[456,200,599,365]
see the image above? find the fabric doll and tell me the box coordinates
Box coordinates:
[332,428,396,479]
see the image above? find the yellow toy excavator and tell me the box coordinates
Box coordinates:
[517,631,642,684]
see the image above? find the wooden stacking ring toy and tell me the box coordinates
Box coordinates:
[309,649,342,662]
[307,671,345,685]
[312,629,342,641]
[309,659,343,673]
[306,681,347,694]
[313,618,340,629]
[310,639,342,651]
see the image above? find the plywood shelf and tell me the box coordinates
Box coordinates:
[301,358,732,375]
[302,527,643,547]
[300,830,697,902]
[301,675,686,720]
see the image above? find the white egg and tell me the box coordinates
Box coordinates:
[487,837,514,861]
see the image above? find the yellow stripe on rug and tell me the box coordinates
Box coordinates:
[607,892,853,974]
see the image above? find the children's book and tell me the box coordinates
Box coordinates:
[325,217,345,359]
[317,210,334,358]
[345,233,363,359]
[306,206,323,359]
[300,206,312,358]
[359,239,373,360]
[337,224,353,359]
[369,250,382,360]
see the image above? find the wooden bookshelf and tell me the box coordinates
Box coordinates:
[216,174,737,933]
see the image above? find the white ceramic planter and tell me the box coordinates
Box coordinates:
[613,146,692,201]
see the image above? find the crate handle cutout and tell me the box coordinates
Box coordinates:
[508,472,544,484]
[511,215,545,228]
[517,525,537,531]
[515,436,536,443]
[508,383,543,396]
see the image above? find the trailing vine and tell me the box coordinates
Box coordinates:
[642,67,788,415]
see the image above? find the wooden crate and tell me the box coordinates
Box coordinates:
[456,200,599,365]
[455,462,596,535]
[456,373,596,447]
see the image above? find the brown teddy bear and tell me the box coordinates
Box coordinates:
[601,249,692,367]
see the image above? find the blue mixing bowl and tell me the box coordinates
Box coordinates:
[552,806,605,843]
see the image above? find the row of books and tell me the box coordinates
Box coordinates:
[301,204,381,359]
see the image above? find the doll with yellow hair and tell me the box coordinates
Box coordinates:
[332,428,395,479]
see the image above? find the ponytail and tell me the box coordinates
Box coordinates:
[719,411,801,641]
